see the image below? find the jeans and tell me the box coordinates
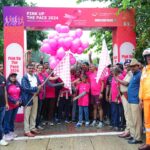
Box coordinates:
[4,107,18,134]
[36,99,43,127]
[111,102,123,128]
[79,106,89,123]
[0,107,5,140]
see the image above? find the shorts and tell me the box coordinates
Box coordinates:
[91,95,101,105]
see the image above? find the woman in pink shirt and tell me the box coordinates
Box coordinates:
[75,75,90,127]
[3,73,22,141]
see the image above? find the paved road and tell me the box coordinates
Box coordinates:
[1,136,140,150]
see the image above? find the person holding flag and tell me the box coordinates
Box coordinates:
[89,64,104,128]
[21,64,42,137]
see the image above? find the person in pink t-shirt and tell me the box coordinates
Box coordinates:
[110,67,124,131]
[37,65,63,126]
[74,75,90,127]
[3,73,22,141]
[89,64,104,128]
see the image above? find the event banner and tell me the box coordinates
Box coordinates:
[3,7,135,28]
[4,26,24,80]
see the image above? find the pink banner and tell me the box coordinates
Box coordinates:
[3,7,135,28]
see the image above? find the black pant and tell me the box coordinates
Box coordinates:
[41,98,56,121]
[36,99,43,127]
[58,97,71,120]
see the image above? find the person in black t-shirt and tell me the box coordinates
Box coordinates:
[0,63,9,146]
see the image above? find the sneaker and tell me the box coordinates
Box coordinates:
[56,120,61,124]
[9,132,17,138]
[90,120,97,127]
[85,122,90,127]
[97,121,104,129]
[76,122,82,127]
[104,119,110,125]
[48,122,54,126]
[37,125,44,130]
[65,120,70,124]
[3,134,14,141]
[0,139,8,146]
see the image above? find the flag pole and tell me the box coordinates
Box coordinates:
[24,53,69,108]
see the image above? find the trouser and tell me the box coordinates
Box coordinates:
[4,107,18,134]
[36,99,43,127]
[128,103,142,141]
[0,107,5,140]
[111,102,124,128]
[105,101,111,121]
[121,95,130,133]
[72,100,78,121]
[58,97,71,120]
[24,96,38,133]
[47,98,56,122]
[79,106,89,123]
[143,100,150,144]
[42,98,56,121]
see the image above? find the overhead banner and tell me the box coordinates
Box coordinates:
[3,7,135,28]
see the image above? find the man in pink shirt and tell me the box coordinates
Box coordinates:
[89,64,104,128]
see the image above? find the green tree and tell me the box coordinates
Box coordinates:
[0,0,47,60]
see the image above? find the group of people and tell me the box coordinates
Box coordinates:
[0,48,150,150]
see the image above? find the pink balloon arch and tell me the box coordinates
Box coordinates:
[40,24,89,69]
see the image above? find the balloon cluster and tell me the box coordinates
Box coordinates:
[40,24,89,69]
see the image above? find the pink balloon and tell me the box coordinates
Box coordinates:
[55,24,62,33]
[56,47,66,60]
[58,38,65,47]
[77,47,84,54]
[40,43,50,54]
[60,25,70,33]
[64,37,73,49]
[81,41,89,49]
[49,56,56,63]
[72,38,81,49]
[49,47,56,56]
[75,29,83,38]
[49,57,57,69]
[70,55,76,65]
[54,35,59,41]
[59,33,69,38]
[70,45,77,53]
[49,39,57,48]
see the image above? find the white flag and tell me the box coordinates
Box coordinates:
[53,53,72,93]
[96,39,111,83]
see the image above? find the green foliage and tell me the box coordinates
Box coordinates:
[86,29,112,54]
[27,30,47,51]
